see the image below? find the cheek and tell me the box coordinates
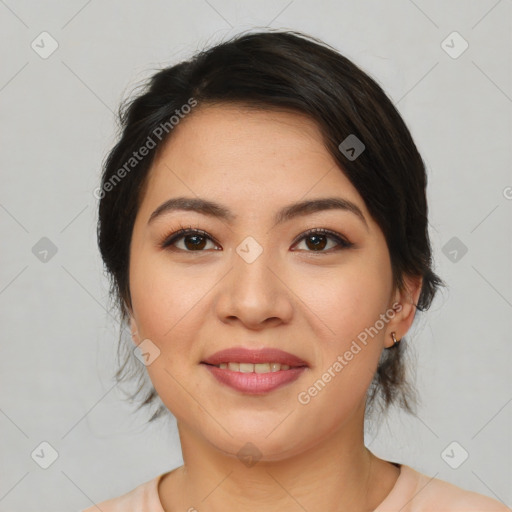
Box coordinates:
[291,254,390,402]
[294,275,387,428]
[294,259,391,344]
[129,250,209,341]
[129,255,209,420]
[128,252,215,400]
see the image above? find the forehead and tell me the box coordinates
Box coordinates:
[156,103,330,169]
[139,104,369,223]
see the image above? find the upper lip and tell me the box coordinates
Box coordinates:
[201,347,309,367]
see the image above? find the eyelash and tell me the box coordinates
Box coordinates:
[158,224,354,254]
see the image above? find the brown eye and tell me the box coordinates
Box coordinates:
[160,229,219,252]
[292,228,353,253]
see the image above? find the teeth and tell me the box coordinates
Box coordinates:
[255,363,270,373]
[216,362,292,372]
[239,363,253,373]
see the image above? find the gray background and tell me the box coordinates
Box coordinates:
[1,1,511,510]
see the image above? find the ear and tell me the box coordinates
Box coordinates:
[384,274,423,348]
[128,311,140,346]
[122,294,140,346]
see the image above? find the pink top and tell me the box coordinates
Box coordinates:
[82,463,509,511]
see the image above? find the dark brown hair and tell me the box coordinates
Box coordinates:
[97,28,445,423]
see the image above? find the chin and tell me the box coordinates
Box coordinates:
[196,419,317,464]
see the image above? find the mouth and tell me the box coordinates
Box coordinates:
[200,346,309,394]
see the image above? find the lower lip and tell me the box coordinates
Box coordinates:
[202,364,307,394]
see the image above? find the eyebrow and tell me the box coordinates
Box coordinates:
[148,196,369,231]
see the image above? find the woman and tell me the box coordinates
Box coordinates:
[85,29,508,511]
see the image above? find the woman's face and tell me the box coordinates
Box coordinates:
[128,104,416,460]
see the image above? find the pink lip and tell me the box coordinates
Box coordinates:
[202,364,307,394]
[201,346,309,367]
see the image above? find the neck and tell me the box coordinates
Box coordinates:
[159,405,399,512]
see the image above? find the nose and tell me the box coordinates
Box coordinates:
[214,243,294,330]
